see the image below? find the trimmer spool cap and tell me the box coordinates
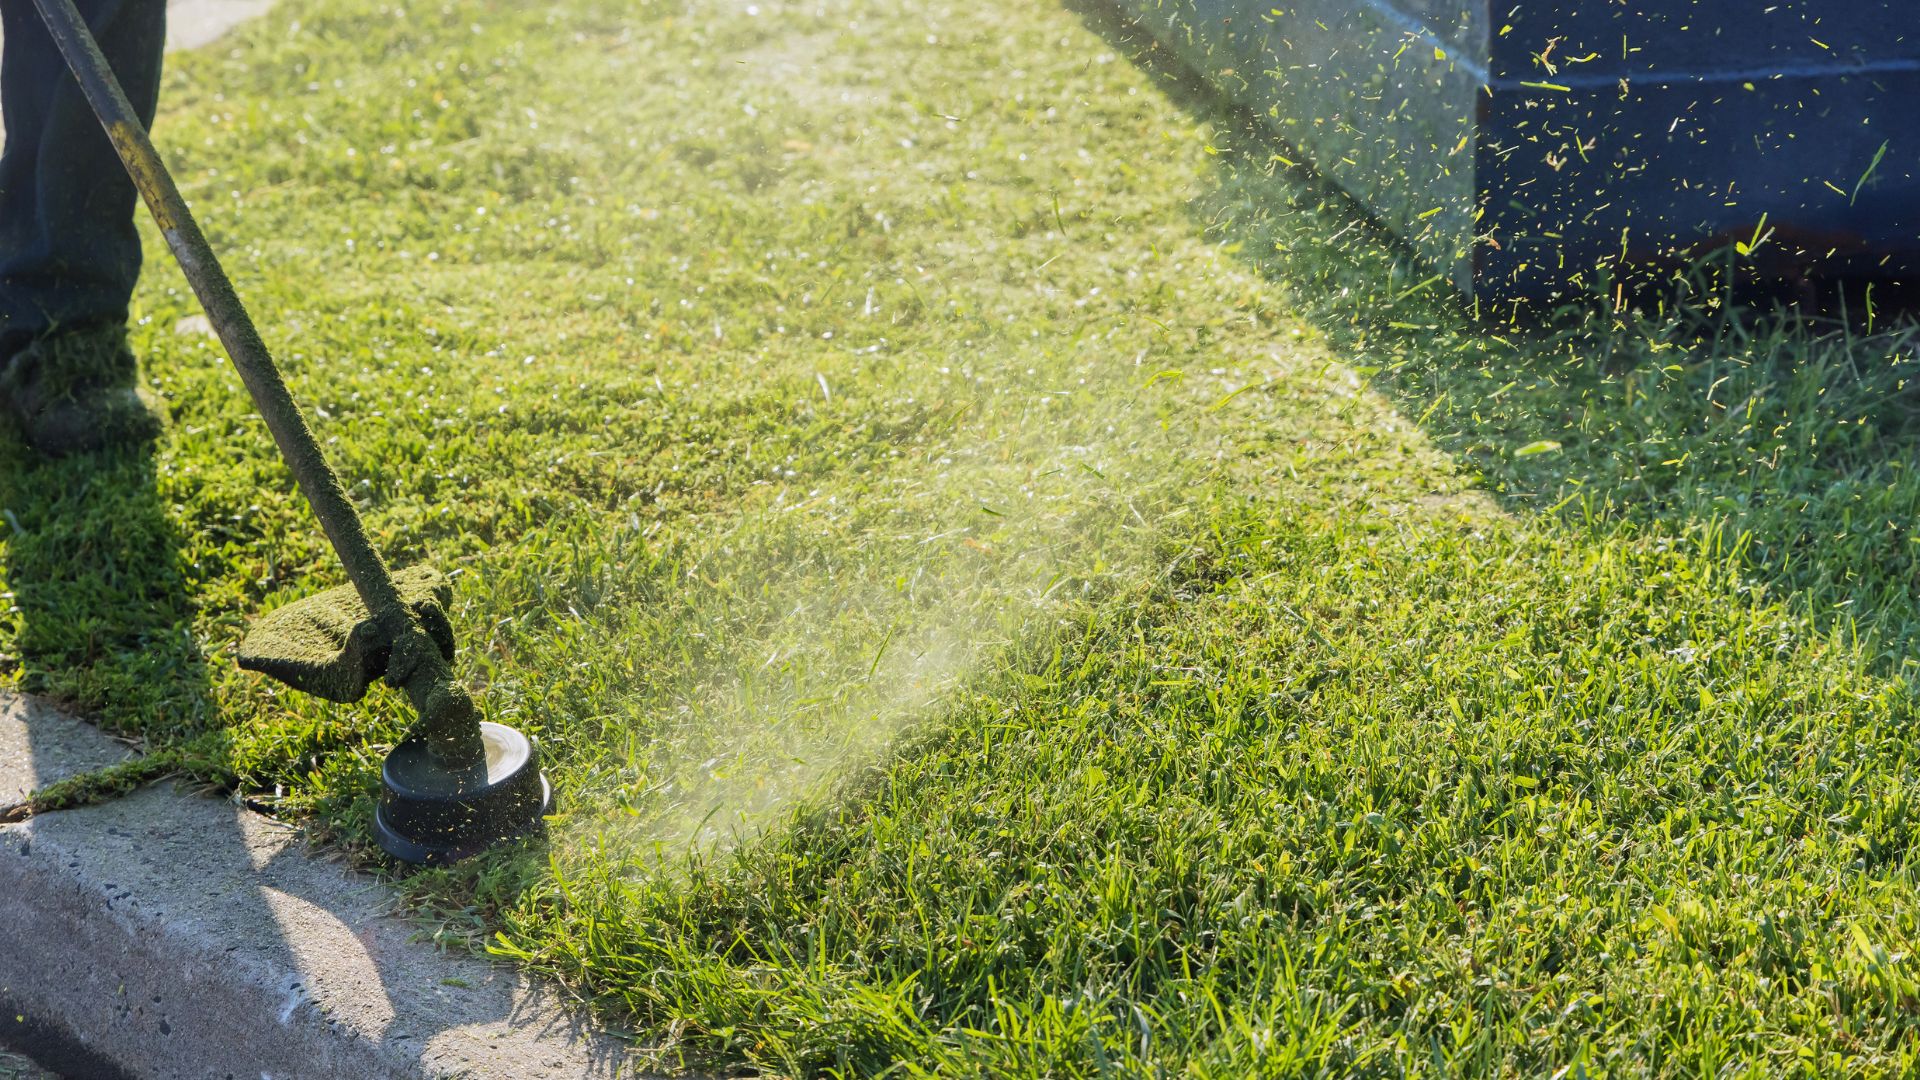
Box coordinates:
[374,721,553,864]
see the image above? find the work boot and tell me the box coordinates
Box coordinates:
[0,323,165,456]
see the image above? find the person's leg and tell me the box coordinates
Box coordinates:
[0,0,167,453]
[0,0,166,346]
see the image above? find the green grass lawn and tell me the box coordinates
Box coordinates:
[11,0,1920,1073]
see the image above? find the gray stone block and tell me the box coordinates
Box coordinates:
[1,783,649,1078]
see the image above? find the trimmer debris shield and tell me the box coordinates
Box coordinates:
[238,565,456,703]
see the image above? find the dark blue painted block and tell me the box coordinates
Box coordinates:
[1117,1,1920,299]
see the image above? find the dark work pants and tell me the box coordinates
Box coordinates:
[0,0,164,350]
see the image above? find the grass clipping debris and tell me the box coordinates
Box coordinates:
[2,0,1917,1074]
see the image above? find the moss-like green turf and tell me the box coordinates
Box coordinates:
[9,0,1920,1073]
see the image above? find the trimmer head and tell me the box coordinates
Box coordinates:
[240,566,552,863]
[374,721,553,864]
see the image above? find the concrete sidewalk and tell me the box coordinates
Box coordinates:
[166,0,277,50]
[1,692,650,1078]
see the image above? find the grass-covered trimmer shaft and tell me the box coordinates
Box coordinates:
[34,0,549,863]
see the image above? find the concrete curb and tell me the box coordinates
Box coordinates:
[0,695,649,1079]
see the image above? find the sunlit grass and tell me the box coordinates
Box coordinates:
[6,0,1920,1074]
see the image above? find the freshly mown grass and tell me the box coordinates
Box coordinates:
[9,0,1920,1073]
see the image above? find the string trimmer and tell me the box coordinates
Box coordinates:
[35,0,550,863]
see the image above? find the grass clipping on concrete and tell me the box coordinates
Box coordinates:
[5,0,1920,1073]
